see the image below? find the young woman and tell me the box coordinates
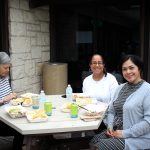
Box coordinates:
[89,55,150,150]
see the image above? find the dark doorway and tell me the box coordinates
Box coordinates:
[0,0,9,53]
[50,1,140,92]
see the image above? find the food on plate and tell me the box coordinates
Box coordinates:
[10,98,24,105]
[75,97,94,105]
[79,103,108,121]
[73,93,90,100]
[11,97,32,106]
[80,111,102,121]
[22,97,32,106]
[21,93,39,98]
[60,102,72,113]
[72,93,97,105]
[6,106,26,118]
[63,102,72,109]
[84,103,107,113]
[83,111,101,116]
[26,109,48,121]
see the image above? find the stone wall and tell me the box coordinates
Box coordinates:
[8,0,50,95]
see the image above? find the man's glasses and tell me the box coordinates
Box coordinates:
[91,61,104,65]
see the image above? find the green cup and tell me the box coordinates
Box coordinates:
[70,103,78,118]
[44,102,52,116]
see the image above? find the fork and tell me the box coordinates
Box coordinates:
[77,105,94,113]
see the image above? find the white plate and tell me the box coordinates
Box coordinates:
[22,103,32,107]
[83,103,107,113]
[60,102,72,113]
[5,105,26,118]
[26,110,48,122]
[21,98,33,107]
[10,97,32,107]
[60,108,70,113]
[21,93,39,98]
[73,93,90,99]
[79,103,108,121]
[75,97,97,106]
[10,98,24,106]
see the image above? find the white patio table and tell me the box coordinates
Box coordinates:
[0,95,107,149]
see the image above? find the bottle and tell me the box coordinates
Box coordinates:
[66,84,73,101]
[39,90,46,103]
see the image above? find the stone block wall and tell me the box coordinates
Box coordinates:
[8,0,50,95]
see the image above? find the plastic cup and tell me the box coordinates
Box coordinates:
[32,96,39,109]
[70,103,78,118]
[44,102,52,116]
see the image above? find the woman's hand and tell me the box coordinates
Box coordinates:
[113,130,123,138]
[106,128,123,138]
[3,93,17,103]
[106,128,114,137]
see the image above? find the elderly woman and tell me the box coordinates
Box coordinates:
[0,52,23,150]
[89,55,150,150]
[0,52,17,104]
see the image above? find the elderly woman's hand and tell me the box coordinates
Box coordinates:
[3,93,17,103]
[10,93,17,99]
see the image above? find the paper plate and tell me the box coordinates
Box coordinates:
[75,97,97,106]
[5,105,26,118]
[10,98,24,106]
[60,102,72,113]
[21,93,39,98]
[26,110,48,122]
[83,103,107,113]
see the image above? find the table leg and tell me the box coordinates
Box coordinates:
[23,136,32,150]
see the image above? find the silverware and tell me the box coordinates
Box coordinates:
[77,105,94,113]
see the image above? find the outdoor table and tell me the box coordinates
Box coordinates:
[0,95,107,149]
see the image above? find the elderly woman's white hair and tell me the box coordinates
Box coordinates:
[0,52,11,64]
